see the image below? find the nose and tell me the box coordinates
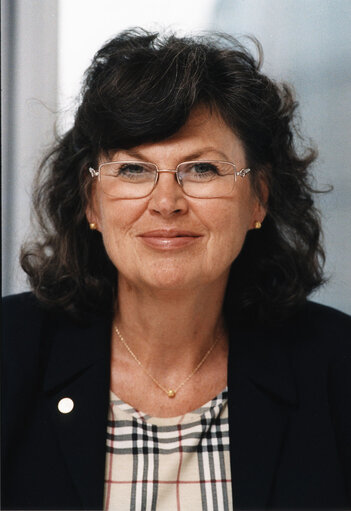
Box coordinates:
[148,171,188,217]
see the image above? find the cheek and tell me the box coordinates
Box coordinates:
[96,195,146,233]
[215,215,247,257]
[204,196,256,259]
[94,199,140,262]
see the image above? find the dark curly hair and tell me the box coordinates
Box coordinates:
[20,28,326,322]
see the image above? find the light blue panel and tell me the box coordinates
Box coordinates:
[211,0,351,314]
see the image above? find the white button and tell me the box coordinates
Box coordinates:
[58,397,74,414]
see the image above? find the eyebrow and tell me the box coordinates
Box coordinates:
[116,147,230,162]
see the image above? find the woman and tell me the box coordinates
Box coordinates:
[2,29,351,511]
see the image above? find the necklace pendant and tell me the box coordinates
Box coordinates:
[167,389,176,398]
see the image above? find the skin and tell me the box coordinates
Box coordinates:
[87,106,266,417]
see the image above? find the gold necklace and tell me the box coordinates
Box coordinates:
[114,326,220,398]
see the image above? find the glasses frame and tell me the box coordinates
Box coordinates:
[88,160,251,199]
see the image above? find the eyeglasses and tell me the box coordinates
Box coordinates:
[88,160,251,199]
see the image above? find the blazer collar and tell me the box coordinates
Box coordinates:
[227,320,298,510]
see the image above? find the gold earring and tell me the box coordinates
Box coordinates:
[254,221,262,229]
[89,223,97,230]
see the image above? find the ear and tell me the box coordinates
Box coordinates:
[86,207,98,230]
[85,186,100,231]
[258,175,269,210]
[251,174,269,229]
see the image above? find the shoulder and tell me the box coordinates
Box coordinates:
[298,300,351,330]
[233,301,351,376]
[233,300,351,355]
[290,300,351,357]
[2,292,77,381]
[3,290,42,309]
[2,293,54,389]
[2,292,47,352]
[2,292,59,355]
[3,291,46,322]
[279,302,351,409]
[2,289,111,375]
[2,291,95,335]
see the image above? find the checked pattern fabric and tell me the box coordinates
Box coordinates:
[104,388,232,510]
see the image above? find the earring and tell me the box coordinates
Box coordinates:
[254,221,262,229]
[89,223,97,230]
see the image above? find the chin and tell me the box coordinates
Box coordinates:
[141,260,229,292]
[147,269,197,290]
[136,259,204,290]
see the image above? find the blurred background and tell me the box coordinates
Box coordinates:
[2,0,351,313]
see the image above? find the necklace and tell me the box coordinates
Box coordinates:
[114,326,220,398]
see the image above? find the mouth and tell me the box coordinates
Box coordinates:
[138,229,202,250]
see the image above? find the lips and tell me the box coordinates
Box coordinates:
[140,229,200,238]
[138,229,202,249]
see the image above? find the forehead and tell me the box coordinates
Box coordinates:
[104,106,246,165]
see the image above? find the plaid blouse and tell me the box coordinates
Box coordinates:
[104,388,232,510]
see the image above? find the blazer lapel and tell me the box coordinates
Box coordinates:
[228,322,298,510]
[43,313,112,510]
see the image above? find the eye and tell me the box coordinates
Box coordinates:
[181,162,220,181]
[104,162,156,182]
[119,163,150,176]
[191,162,219,174]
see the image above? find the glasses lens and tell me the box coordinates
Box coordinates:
[100,162,157,198]
[178,161,236,198]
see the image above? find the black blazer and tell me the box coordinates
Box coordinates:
[2,292,351,510]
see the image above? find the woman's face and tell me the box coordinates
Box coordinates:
[87,107,266,292]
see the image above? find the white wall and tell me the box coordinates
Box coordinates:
[57,0,217,132]
[1,0,58,295]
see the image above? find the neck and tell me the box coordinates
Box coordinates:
[113,276,228,375]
